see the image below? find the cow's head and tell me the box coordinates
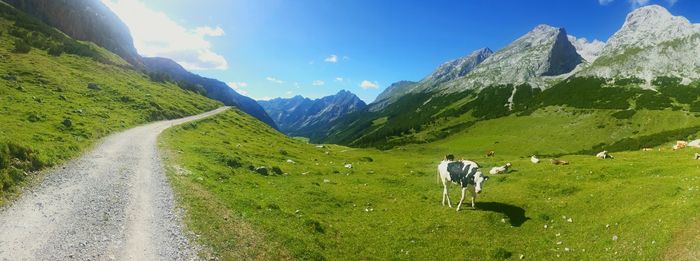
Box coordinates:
[474,171,489,193]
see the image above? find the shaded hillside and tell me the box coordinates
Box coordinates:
[4,0,143,67]
[142,57,276,128]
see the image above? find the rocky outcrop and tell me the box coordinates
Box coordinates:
[4,0,143,67]
[143,57,277,128]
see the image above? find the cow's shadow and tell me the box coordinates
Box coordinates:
[474,202,529,227]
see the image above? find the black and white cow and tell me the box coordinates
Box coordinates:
[437,157,489,211]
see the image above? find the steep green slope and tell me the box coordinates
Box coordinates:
[161,108,700,260]
[0,6,221,203]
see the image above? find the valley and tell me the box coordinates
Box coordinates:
[0,1,699,260]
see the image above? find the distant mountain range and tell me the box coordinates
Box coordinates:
[318,5,700,147]
[4,0,277,128]
[258,90,366,137]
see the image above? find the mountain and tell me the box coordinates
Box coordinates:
[424,48,494,84]
[320,6,700,149]
[4,0,143,68]
[579,5,700,83]
[369,48,492,111]
[258,90,366,137]
[439,25,583,93]
[142,57,277,128]
[369,80,417,111]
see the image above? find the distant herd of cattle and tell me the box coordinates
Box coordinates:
[438,140,700,211]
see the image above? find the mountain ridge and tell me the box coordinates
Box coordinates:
[258,90,366,137]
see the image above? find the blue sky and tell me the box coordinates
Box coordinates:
[102,0,699,102]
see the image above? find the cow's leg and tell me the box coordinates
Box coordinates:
[469,187,477,209]
[443,183,452,208]
[456,187,466,211]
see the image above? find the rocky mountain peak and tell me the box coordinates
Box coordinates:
[425,47,493,84]
[441,24,582,91]
[605,5,698,51]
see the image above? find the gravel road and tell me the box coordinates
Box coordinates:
[0,107,229,260]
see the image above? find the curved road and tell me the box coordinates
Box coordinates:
[0,107,229,260]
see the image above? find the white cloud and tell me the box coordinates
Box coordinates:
[286,91,293,95]
[324,55,338,63]
[312,80,325,86]
[359,80,379,89]
[227,82,248,95]
[227,82,248,94]
[628,0,650,8]
[266,76,284,84]
[667,0,678,5]
[598,0,614,5]
[194,26,225,37]
[294,82,300,88]
[101,0,228,70]
[335,77,344,82]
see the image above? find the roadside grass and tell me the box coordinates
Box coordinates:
[0,16,222,203]
[161,109,700,260]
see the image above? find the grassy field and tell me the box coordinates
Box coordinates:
[161,108,700,260]
[0,14,222,203]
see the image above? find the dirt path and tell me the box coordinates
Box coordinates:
[0,107,229,260]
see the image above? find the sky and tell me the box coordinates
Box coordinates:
[101,0,700,102]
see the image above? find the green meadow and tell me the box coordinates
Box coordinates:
[0,12,222,203]
[161,108,700,260]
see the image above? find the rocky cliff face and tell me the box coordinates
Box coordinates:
[5,0,143,67]
[143,57,277,128]
[258,90,366,136]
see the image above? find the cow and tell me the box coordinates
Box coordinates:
[596,150,613,159]
[695,153,700,160]
[489,163,512,174]
[673,141,688,150]
[437,156,489,211]
[530,155,540,164]
[486,151,495,157]
[551,159,569,165]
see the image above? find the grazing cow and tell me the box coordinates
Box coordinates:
[551,159,569,165]
[596,150,613,159]
[695,153,700,160]
[486,151,495,157]
[437,157,489,211]
[642,148,653,151]
[489,163,512,174]
[673,141,688,150]
[530,155,540,164]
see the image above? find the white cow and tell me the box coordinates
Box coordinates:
[530,155,540,164]
[489,163,512,174]
[596,150,613,159]
[437,159,489,211]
